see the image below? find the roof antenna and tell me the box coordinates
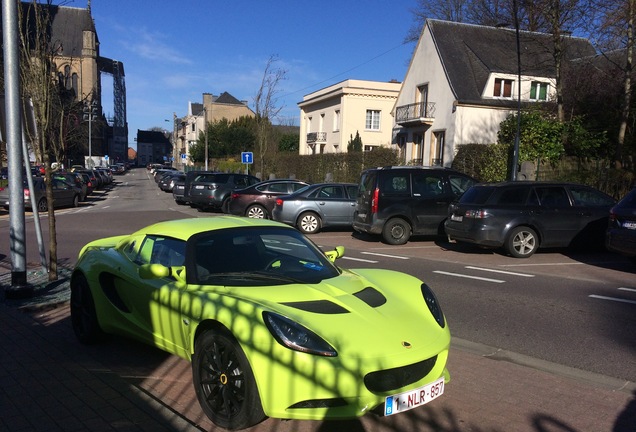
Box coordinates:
[87,0,91,13]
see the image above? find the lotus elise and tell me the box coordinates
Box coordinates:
[70,216,450,430]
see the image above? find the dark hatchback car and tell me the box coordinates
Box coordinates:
[606,187,636,263]
[188,172,260,212]
[228,179,310,219]
[353,166,478,245]
[0,176,83,212]
[445,182,617,258]
[272,182,359,234]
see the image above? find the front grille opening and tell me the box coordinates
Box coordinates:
[288,398,348,409]
[364,356,437,393]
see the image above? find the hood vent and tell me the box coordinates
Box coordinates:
[354,287,387,307]
[281,300,349,314]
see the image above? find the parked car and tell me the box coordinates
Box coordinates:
[606,187,636,263]
[188,173,260,212]
[352,166,478,245]
[0,176,83,212]
[228,179,310,219]
[444,181,617,258]
[272,182,359,234]
[158,172,185,192]
[172,178,187,205]
[77,172,95,197]
[75,169,102,190]
[53,172,88,201]
[70,216,450,429]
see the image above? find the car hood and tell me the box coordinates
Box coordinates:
[189,268,449,360]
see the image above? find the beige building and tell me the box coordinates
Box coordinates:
[175,92,255,167]
[298,79,401,155]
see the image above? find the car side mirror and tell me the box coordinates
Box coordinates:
[324,246,345,262]
[139,263,186,285]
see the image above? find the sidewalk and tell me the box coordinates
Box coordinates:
[1,270,635,432]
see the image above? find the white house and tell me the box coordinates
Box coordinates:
[393,19,596,166]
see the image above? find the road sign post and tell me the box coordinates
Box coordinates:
[241,151,253,175]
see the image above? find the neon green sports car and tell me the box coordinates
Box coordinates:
[70,216,450,430]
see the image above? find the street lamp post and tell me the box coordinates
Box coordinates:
[83,99,98,168]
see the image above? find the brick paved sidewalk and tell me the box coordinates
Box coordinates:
[1,301,635,432]
[1,266,635,432]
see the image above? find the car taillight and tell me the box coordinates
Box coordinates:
[465,209,487,219]
[23,188,30,199]
[231,193,239,199]
[371,188,379,214]
[275,198,283,207]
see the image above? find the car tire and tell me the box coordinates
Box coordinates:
[382,218,411,245]
[505,226,539,258]
[297,211,321,234]
[37,197,48,212]
[192,329,265,430]
[70,273,104,344]
[246,204,267,219]
[72,194,80,207]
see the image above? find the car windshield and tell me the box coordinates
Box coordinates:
[190,227,340,286]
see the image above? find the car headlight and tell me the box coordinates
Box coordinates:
[263,312,337,357]
[421,283,446,328]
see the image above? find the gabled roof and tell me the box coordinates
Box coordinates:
[214,91,245,105]
[427,19,596,105]
[2,3,97,57]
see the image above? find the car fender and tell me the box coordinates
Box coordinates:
[500,217,543,246]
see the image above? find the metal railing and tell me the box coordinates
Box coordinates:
[306,132,327,143]
[395,102,436,123]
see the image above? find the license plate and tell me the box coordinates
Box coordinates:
[450,214,463,222]
[384,377,445,416]
[622,221,636,230]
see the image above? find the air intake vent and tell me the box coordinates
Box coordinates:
[354,287,387,307]
[281,300,349,314]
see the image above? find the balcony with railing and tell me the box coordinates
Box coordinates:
[395,102,436,126]
[306,131,327,144]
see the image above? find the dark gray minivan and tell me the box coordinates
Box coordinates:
[353,166,477,244]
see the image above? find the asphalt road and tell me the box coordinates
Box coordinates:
[1,167,635,384]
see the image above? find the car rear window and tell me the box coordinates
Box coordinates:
[193,174,228,183]
[496,187,529,205]
[459,186,495,205]
[358,170,377,195]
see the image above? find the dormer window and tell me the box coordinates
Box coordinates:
[530,81,548,101]
[494,78,513,98]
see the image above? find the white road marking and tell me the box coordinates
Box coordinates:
[361,252,409,260]
[618,287,636,293]
[465,266,535,277]
[342,256,378,263]
[589,295,636,305]
[433,271,505,283]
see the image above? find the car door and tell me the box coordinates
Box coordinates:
[533,186,580,247]
[313,185,351,225]
[410,171,450,235]
[567,184,617,246]
[115,235,189,356]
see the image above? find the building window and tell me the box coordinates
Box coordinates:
[365,110,381,130]
[333,110,340,131]
[431,131,445,166]
[530,81,548,101]
[493,78,513,98]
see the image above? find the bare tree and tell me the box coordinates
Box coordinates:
[589,0,635,169]
[18,0,78,280]
[253,55,287,177]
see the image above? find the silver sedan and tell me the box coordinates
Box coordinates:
[271,182,358,234]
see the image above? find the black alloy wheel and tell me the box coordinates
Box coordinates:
[192,329,264,430]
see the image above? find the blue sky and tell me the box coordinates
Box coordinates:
[87,0,418,148]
